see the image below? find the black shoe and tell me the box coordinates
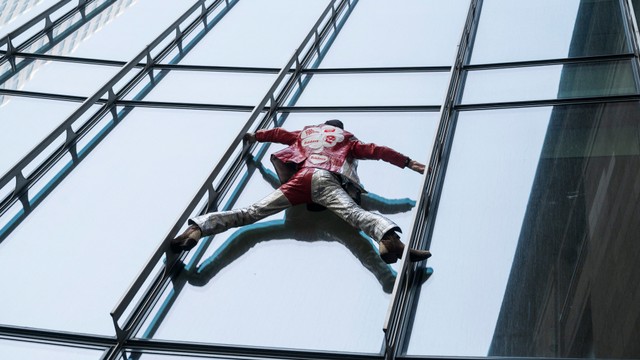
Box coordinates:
[170,225,202,252]
[409,249,432,262]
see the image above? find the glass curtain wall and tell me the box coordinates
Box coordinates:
[2,0,639,360]
[407,0,640,359]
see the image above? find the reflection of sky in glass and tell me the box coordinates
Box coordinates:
[292,72,449,106]
[0,108,248,334]
[177,0,330,67]
[137,112,438,352]
[471,0,581,63]
[407,107,552,356]
[0,339,104,359]
[0,0,59,38]
[0,97,81,176]
[319,0,471,67]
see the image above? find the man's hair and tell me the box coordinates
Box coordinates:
[324,119,344,129]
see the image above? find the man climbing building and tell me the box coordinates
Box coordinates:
[171,119,431,264]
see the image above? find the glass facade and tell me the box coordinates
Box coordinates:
[1,1,639,360]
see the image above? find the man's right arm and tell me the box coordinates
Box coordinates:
[244,128,299,145]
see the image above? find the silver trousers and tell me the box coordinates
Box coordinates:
[190,169,399,242]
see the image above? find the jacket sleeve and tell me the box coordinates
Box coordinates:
[351,141,409,168]
[255,128,300,145]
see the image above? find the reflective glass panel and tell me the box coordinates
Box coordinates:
[1,59,121,96]
[461,60,638,104]
[22,0,194,61]
[0,339,104,359]
[408,103,640,359]
[176,0,330,67]
[290,72,449,106]
[0,108,249,334]
[319,0,470,67]
[0,96,80,176]
[136,112,438,352]
[471,0,629,64]
[124,70,277,106]
[0,0,59,38]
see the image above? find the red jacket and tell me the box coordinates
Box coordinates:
[256,124,409,192]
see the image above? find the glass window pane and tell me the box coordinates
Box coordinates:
[2,59,121,96]
[461,60,638,104]
[0,339,104,360]
[135,112,439,352]
[21,0,194,61]
[290,72,449,106]
[408,103,640,359]
[0,96,81,176]
[319,0,471,67]
[0,0,59,38]
[124,70,278,106]
[176,0,330,67]
[0,108,249,334]
[471,0,629,64]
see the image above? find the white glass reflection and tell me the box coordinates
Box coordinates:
[320,0,470,67]
[0,0,59,38]
[0,97,80,176]
[125,70,277,106]
[2,59,121,96]
[471,0,628,64]
[136,112,438,352]
[292,72,449,106]
[461,61,638,104]
[407,108,551,356]
[0,108,249,334]
[0,339,103,360]
[177,0,330,67]
[31,0,195,61]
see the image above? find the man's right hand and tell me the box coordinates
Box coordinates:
[243,132,257,144]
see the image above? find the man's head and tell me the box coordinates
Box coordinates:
[324,119,344,129]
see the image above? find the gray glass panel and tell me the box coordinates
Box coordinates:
[0,96,80,176]
[0,339,104,359]
[0,108,249,334]
[176,0,330,67]
[1,59,121,96]
[21,0,194,61]
[136,112,438,352]
[471,0,629,64]
[461,60,638,104]
[0,0,59,38]
[291,72,449,106]
[124,70,277,106]
[320,0,470,67]
[408,103,640,358]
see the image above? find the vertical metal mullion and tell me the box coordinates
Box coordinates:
[382,1,482,360]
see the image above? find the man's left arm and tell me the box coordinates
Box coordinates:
[352,141,426,174]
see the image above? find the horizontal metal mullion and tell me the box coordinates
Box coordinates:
[11,51,129,67]
[7,52,451,75]
[117,100,257,112]
[125,339,383,360]
[0,324,116,348]
[301,66,451,74]
[0,88,92,103]
[278,105,441,112]
[463,53,637,71]
[454,94,640,111]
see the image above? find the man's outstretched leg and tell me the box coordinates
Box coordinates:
[379,230,431,264]
[310,169,431,264]
[171,189,292,252]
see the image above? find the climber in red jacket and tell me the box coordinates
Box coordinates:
[171,119,431,264]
